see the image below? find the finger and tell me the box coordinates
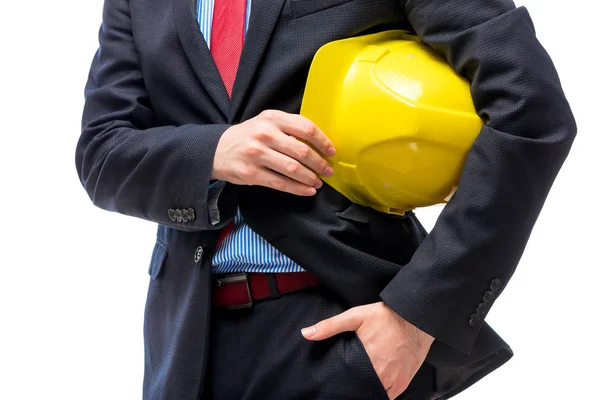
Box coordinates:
[261,110,336,157]
[270,133,334,178]
[301,307,364,341]
[260,148,324,189]
[246,166,318,196]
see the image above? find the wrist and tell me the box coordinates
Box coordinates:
[383,301,434,349]
[210,163,224,181]
[415,327,435,348]
[211,146,227,181]
[211,126,234,181]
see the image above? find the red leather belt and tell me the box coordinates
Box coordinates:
[212,272,321,309]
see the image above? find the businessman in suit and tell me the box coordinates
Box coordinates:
[76,0,576,398]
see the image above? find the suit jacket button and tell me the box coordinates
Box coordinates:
[469,313,480,327]
[188,208,196,221]
[194,246,204,264]
[182,209,189,222]
[476,302,488,315]
[483,290,495,304]
[490,278,502,292]
[168,209,176,222]
[175,209,183,222]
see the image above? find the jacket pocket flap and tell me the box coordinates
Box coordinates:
[148,240,168,280]
[336,203,370,224]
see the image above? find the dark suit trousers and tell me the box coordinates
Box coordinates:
[203,285,435,400]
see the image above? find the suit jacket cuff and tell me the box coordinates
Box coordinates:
[379,270,482,355]
[207,180,227,226]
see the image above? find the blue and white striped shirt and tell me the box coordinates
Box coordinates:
[196,0,252,47]
[197,0,305,274]
[212,209,305,273]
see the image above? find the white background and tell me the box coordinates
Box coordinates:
[0,0,598,399]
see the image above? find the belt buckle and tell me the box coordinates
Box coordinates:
[216,273,253,309]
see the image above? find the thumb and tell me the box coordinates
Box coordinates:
[301,307,364,341]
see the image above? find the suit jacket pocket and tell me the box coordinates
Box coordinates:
[350,332,389,399]
[335,203,424,266]
[290,0,354,19]
[148,240,168,280]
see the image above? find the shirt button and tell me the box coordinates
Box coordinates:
[175,209,183,222]
[188,208,196,221]
[469,313,480,327]
[182,209,189,222]
[483,290,495,304]
[194,246,204,264]
[490,278,502,292]
[168,209,176,222]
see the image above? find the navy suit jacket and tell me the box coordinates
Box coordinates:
[76,0,576,398]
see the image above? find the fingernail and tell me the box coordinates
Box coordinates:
[306,187,317,196]
[328,146,336,156]
[301,327,316,338]
[323,167,334,176]
[315,180,323,189]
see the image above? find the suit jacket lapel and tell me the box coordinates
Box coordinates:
[229,0,287,122]
[172,0,231,117]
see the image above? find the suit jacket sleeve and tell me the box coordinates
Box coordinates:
[379,0,577,353]
[75,0,237,231]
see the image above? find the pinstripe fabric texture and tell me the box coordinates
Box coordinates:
[197,0,304,274]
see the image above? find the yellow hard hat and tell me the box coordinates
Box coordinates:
[300,30,483,215]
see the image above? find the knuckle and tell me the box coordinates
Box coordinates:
[255,120,272,135]
[286,161,300,174]
[302,123,317,138]
[244,143,263,157]
[297,145,311,160]
[260,109,278,121]
[238,166,257,180]
[270,179,285,189]
[253,129,271,142]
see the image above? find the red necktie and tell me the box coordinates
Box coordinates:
[210,0,247,97]
[212,0,245,246]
